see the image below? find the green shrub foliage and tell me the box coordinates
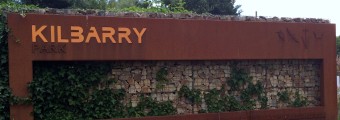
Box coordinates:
[29,62,122,119]
[0,9,10,120]
[0,2,38,119]
[178,85,202,104]
[203,63,270,112]
[29,62,177,119]
[127,96,176,117]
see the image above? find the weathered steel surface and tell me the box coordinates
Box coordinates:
[7,13,336,120]
[8,14,335,60]
[250,106,325,120]
[108,107,325,120]
[110,113,220,120]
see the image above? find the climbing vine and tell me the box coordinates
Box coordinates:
[278,90,308,107]
[0,12,10,120]
[178,85,202,104]
[204,64,269,112]
[291,91,308,107]
[29,62,124,119]
[155,67,169,90]
[204,88,242,112]
[227,65,252,91]
[228,65,268,110]
[28,62,179,120]
[278,90,290,103]
[127,96,176,117]
[0,2,38,120]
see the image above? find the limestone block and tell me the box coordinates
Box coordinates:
[186,76,193,82]
[225,73,230,78]
[183,69,192,76]
[146,75,152,80]
[278,75,284,81]
[209,84,216,89]
[157,93,162,101]
[173,77,181,81]
[135,83,141,92]
[132,101,138,107]
[115,85,122,89]
[210,70,216,75]
[142,69,147,75]
[133,74,142,81]
[169,93,176,101]
[151,82,156,89]
[196,79,202,85]
[129,86,136,94]
[162,94,169,101]
[203,68,209,74]
[177,108,185,114]
[151,93,157,100]
[286,81,292,87]
[141,86,151,93]
[132,69,142,74]
[271,78,278,87]
[127,79,135,85]
[188,84,193,90]
[112,69,121,75]
[176,84,182,91]
[168,84,176,92]
[143,79,151,86]
[193,73,198,78]
[123,67,131,72]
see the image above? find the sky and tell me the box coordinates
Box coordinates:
[235,0,340,36]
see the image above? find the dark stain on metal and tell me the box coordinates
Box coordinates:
[302,29,310,49]
[286,28,299,43]
[276,30,285,41]
[314,32,324,40]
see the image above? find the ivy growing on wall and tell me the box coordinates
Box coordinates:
[28,62,178,120]
[204,88,242,112]
[178,85,202,104]
[278,90,290,103]
[126,96,176,117]
[156,67,169,90]
[0,2,38,120]
[228,65,268,110]
[291,91,308,107]
[203,64,269,112]
[0,10,10,120]
[227,64,252,91]
[29,62,124,119]
[277,90,308,107]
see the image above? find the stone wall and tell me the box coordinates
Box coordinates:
[108,60,321,114]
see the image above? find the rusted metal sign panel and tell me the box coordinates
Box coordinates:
[7,13,336,120]
[110,107,325,120]
[8,14,334,60]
